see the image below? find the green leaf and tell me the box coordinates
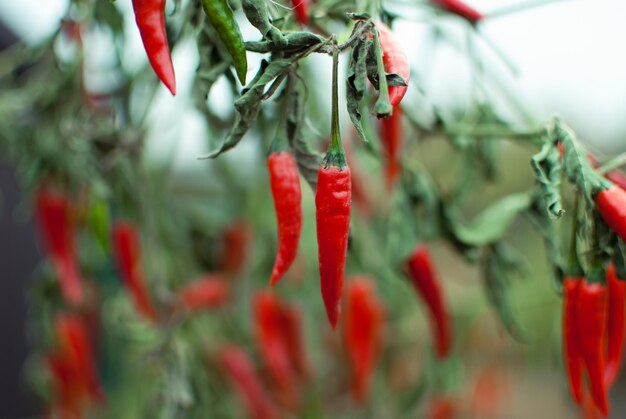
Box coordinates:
[530,137,564,218]
[526,196,565,287]
[346,35,373,143]
[612,238,626,280]
[94,0,124,34]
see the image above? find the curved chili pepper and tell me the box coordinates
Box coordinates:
[605,263,625,387]
[343,277,385,403]
[47,350,84,419]
[268,150,302,286]
[219,221,251,276]
[253,291,299,408]
[35,186,83,305]
[132,0,176,95]
[406,244,452,359]
[596,186,626,242]
[276,304,309,379]
[375,23,410,107]
[176,274,229,312]
[379,106,403,191]
[431,0,484,24]
[582,386,604,419]
[577,281,609,416]
[291,0,310,25]
[563,276,584,404]
[316,50,352,329]
[111,221,158,322]
[218,345,280,419]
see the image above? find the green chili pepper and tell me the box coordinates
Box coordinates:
[202,0,248,84]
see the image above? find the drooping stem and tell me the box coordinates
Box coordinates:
[323,44,346,168]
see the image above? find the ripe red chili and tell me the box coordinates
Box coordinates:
[427,396,456,419]
[343,277,385,403]
[406,244,452,359]
[219,221,251,276]
[316,50,352,329]
[290,0,310,25]
[276,304,309,379]
[111,221,158,322]
[582,387,603,419]
[596,186,626,242]
[577,281,609,416]
[35,186,83,305]
[218,345,280,419]
[605,263,625,387]
[375,23,410,107]
[176,274,229,312]
[563,276,584,404]
[132,0,176,95]
[268,150,302,286]
[431,0,484,24]
[379,106,403,191]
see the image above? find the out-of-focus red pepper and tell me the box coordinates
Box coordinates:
[219,221,251,276]
[427,396,456,419]
[276,305,309,379]
[596,186,626,242]
[605,264,625,387]
[218,345,280,419]
[379,106,403,191]
[582,386,604,419]
[563,277,584,404]
[35,186,83,305]
[111,221,158,322]
[375,23,410,107]
[343,277,385,403]
[431,0,484,24]
[176,274,229,313]
[470,366,510,418]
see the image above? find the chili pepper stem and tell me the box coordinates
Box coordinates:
[324,47,346,169]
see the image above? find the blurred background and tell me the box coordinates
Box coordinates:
[1,0,625,418]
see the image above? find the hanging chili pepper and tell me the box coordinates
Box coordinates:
[218,345,280,419]
[596,186,626,242]
[176,274,229,313]
[47,350,84,419]
[131,0,176,95]
[431,0,484,24]
[605,263,625,387]
[582,386,604,419]
[375,23,410,107]
[35,186,83,305]
[316,49,352,329]
[111,221,158,322]
[562,276,584,404]
[343,277,385,403]
[379,106,403,191]
[253,291,299,408]
[291,0,309,25]
[577,280,609,416]
[406,244,452,359]
[268,145,302,286]
[219,220,251,276]
[427,396,456,419]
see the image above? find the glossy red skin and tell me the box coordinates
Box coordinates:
[35,187,83,305]
[375,23,410,107]
[432,0,484,24]
[268,152,302,286]
[316,165,352,328]
[219,345,280,419]
[605,264,625,387]
[577,281,609,416]
[379,107,403,191]
[343,278,384,403]
[132,0,176,95]
[596,186,626,242]
[111,221,158,322]
[406,244,452,359]
[563,277,584,404]
[291,0,309,25]
[253,292,299,408]
[177,275,229,312]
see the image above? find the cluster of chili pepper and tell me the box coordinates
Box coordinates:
[252,291,308,408]
[596,185,626,242]
[343,277,385,403]
[405,244,452,359]
[46,313,103,418]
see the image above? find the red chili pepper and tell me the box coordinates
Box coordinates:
[253,291,299,408]
[563,276,584,404]
[35,186,83,305]
[290,0,309,25]
[596,186,626,242]
[132,0,176,95]
[605,263,625,387]
[375,23,410,107]
[406,244,452,359]
[111,221,158,322]
[276,304,309,379]
[47,350,85,419]
[431,0,484,24]
[219,221,251,276]
[268,150,302,286]
[379,106,403,191]
[218,345,280,419]
[577,281,609,416]
[427,396,456,419]
[582,386,604,419]
[176,274,229,312]
[470,366,510,418]
[588,155,626,191]
[316,50,352,329]
[343,277,385,403]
